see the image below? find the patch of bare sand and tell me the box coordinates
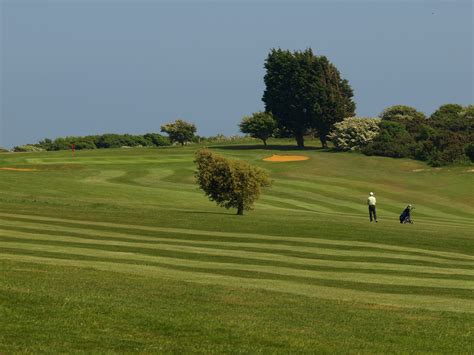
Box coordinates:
[263,155,309,162]
[0,167,38,172]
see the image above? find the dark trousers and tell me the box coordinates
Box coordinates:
[369,205,377,222]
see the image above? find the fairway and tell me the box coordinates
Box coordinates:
[1,142,473,352]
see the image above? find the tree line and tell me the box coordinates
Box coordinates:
[10,47,473,168]
[238,48,473,166]
[240,104,474,166]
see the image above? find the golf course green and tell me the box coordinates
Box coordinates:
[1,140,473,352]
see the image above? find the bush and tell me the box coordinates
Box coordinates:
[194,149,271,215]
[465,143,474,163]
[198,134,254,144]
[328,117,381,151]
[424,131,470,166]
[13,145,44,152]
[26,133,172,151]
[379,105,426,122]
[419,104,474,165]
[362,121,415,158]
[143,133,171,147]
[430,104,463,122]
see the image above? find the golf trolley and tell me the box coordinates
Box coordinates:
[400,205,415,224]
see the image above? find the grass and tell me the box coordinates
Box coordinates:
[0,139,473,352]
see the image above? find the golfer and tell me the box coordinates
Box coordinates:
[367,192,377,223]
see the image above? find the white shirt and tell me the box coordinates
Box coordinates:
[368,196,376,206]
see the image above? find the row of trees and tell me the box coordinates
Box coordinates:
[14,133,171,152]
[12,120,198,152]
[329,104,474,166]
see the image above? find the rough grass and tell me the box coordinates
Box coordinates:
[0,139,473,352]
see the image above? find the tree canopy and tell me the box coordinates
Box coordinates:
[161,119,197,146]
[195,149,271,215]
[430,104,463,122]
[239,112,277,146]
[379,105,426,122]
[262,48,355,148]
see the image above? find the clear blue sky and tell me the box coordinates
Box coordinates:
[1,0,472,148]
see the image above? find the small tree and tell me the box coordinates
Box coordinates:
[328,117,381,151]
[239,112,277,146]
[161,119,197,146]
[195,149,271,215]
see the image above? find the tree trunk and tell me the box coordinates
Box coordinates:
[295,133,305,149]
[237,202,244,215]
[319,135,328,149]
[263,139,267,147]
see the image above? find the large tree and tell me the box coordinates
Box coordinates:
[195,149,271,215]
[262,48,355,148]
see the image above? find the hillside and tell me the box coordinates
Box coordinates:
[0,142,473,352]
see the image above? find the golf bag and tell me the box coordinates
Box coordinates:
[400,205,414,224]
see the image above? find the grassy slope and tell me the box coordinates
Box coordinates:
[0,140,473,352]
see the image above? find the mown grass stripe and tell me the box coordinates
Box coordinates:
[3,222,472,267]
[1,229,472,267]
[2,242,473,292]
[2,248,473,302]
[0,214,472,261]
[1,230,473,275]
[268,186,362,214]
[1,253,473,314]
[2,233,473,281]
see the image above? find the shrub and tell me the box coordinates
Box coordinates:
[328,117,381,151]
[419,104,474,165]
[424,131,470,166]
[13,145,44,152]
[362,121,415,158]
[379,105,426,122]
[465,143,474,163]
[430,104,463,122]
[195,149,271,215]
[143,133,171,147]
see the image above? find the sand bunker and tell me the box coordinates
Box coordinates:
[263,155,309,162]
[0,167,38,172]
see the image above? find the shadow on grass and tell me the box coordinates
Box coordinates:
[178,209,237,216]
[210,144,328,152]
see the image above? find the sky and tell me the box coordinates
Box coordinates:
[1,0,472,148]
